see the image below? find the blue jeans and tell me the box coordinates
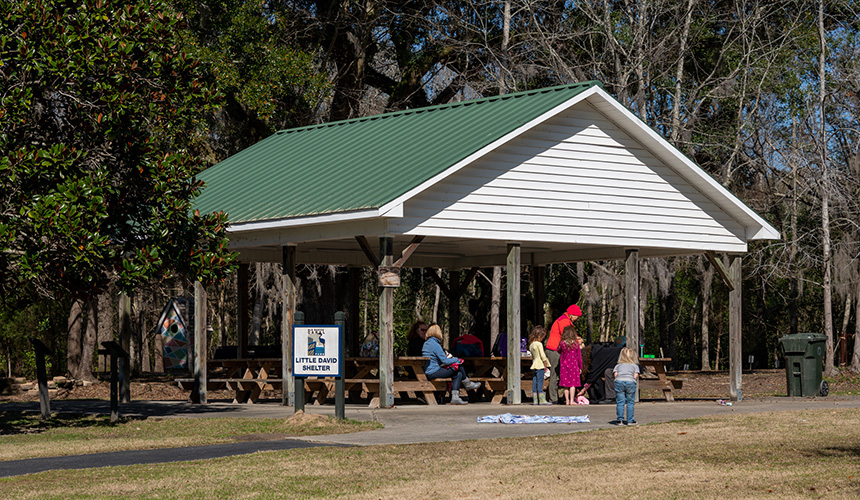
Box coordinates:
[615,380,637,421]
[427,365,466,392]
[533,368,545,396]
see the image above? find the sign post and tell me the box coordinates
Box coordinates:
[292,325,344,418]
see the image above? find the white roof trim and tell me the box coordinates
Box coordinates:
[227,208,392,233]
[585,88,779,241]
[378,86,605,214]
[380,85,779,243]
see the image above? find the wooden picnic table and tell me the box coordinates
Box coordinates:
[638,357,683,402]
[299,357,438,407]
[463,356,549,403]
[208,358,283,404]
[304,356,540,407]
[178,355,550,406]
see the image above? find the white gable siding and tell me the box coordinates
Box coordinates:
[388,102,748,252]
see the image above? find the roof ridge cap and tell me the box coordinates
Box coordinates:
[276,81,603,135]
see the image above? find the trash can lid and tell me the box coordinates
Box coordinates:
[779,333,825,353]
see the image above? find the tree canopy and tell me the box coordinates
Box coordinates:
[0,0,235,302]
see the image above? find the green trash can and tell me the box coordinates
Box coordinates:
[778,333,828,397]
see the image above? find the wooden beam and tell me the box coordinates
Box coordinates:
[282,245,297,406]
[192,281,208,404]
[705,251,735,291]
[355,236,380,267]
[729,254,743,401]
[456,267,480,297]
[506,243,521,405]
[393,235,424,267]
[424,267,451,297]
[378,237,395,408]
[625,249,640,355]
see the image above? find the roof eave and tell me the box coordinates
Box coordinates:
[227,207,400,233]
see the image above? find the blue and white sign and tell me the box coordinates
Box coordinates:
[293,325,342,377]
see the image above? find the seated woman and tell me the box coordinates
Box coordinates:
[422,324,481,404]
[406,321,429,356]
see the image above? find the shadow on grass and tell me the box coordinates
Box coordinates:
[815,446,860,458]
[0,411,145,436]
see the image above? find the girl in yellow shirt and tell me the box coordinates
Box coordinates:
[528,326,553,405]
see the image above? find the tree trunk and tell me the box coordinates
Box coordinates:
[670,0,695,144]
[153,332,164,373]
[714,330,721,371]
[499,0,511,94]
[139,299,151,373]
[491,266,501,349]
[666,280,677,366]
[819,0,837,377]
[97,292,113,372]
[789,117,799,335]
[840,294,851,366]
[599,292,608,342]
[578,262,594,343]
[432,269,441,324]
[66,299,84,379]
[852,281,860,373]
[701,260,713,370]
[79,297,99,382]
[250,263,265,346]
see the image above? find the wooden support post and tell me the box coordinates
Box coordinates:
[237,263,250,358]
[533,265,546,327]
[729,254,743,401]
[491,267,501,350]
[379,237,395,408]
[118,293,132,403]
[294,378,305,413]
[192,281,208,404]
[99,341,129,423]
[506,243,521,405]
[110,347,119,422]
[625,249,640,355]
[282,245,297,407]
[448,269,461,344]
[705,251,735,291]
[334,311,346,420]
[29,338,51,419]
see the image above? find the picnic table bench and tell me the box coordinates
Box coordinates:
[177,358,284,403]
[638,357,684,402]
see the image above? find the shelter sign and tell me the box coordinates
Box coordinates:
[293,325,342,377]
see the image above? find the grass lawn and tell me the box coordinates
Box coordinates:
[2,408,859,499]
[0,411,380,461]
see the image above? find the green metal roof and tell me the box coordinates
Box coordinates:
[195,81,602,224]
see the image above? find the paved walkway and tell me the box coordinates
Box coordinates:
[2,396,858,477]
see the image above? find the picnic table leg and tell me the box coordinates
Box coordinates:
[413,369,437,406]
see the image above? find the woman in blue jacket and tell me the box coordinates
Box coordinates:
[422,324,481,404]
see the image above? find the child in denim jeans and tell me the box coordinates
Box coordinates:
[527,326,553,405]
[612,347,640,425]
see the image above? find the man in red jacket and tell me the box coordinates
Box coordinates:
[546,304,582,404]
